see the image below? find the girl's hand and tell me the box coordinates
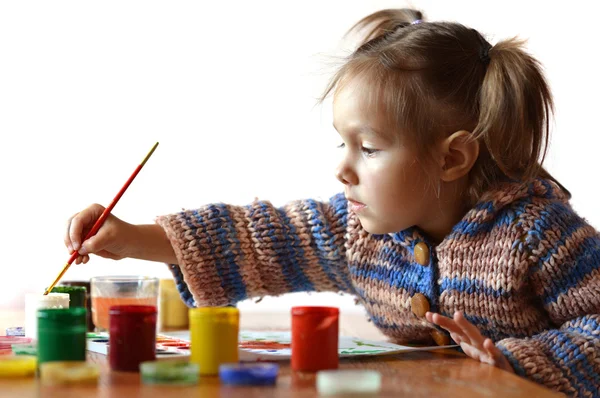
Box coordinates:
[426,311,514,373]
[64,204,177,265]
[64,204,135,264]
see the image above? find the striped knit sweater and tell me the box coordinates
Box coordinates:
[157,179,600,396]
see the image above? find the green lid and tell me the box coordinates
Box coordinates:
[140,361,199,385]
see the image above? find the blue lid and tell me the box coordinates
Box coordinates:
[219,363,279,386]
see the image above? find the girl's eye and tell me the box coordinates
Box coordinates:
[337,143,345,149]
[362,147,379,156]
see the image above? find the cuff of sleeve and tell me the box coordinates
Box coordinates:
[496,337,573,393]
[166,263,195,307]
[156,213,233,307]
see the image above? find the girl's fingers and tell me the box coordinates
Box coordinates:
[450,332,462,344]
[483,339,513,372]
[429,312,465,339]
[64,213,78,252]
[454,312,483,348]
[425,312,434,323]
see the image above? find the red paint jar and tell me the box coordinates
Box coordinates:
[109,305,157,372]
[291,306,339,372]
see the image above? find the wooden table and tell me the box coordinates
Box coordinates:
[0,310,560,398]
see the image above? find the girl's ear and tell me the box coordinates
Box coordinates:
[438,130,479,182]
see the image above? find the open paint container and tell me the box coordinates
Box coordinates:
[24,293,70,340]
[90,276,158,332]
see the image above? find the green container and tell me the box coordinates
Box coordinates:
[37,308,87,365]
[50,286,87,308]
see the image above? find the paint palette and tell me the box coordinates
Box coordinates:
[86,331,456,362]
[0,337,32,356]
[86,333,190,361]
[164,330,456,362]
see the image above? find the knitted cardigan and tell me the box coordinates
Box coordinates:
[157,179,600,397]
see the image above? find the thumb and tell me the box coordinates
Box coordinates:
[78,234,105,256]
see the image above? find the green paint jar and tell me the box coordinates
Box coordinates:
[37,308,87,365]
[51,286,87,308]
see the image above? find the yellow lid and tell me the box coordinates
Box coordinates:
[0,356,37,378]
[40,361,99,385]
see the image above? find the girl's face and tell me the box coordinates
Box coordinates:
[333,79,441,235]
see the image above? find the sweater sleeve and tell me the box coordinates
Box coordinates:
[496,200,600,397]
[155,193,355,307]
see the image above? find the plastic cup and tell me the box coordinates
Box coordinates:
[90,276,158,332]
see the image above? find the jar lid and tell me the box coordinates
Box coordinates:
[40,361,99,386]
[219,363,279,386]
[316,370,382,395]
[291,306,339,316]
[0,356,37,378]
[140,360,199,385]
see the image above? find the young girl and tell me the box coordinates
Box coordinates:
[64,9,599,396]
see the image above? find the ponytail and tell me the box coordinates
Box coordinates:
[474,38,553,184]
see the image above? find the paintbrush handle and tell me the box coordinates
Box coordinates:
[44,142,159,295]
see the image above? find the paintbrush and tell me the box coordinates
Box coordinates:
[43,142,159,295]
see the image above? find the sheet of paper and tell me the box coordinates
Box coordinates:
[163,330,456,362]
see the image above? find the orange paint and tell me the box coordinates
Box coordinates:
[91,296,157,330]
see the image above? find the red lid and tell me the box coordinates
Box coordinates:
[291,306,339,316]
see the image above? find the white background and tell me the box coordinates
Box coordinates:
[1,0,598,311]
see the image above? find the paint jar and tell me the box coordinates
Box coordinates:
[159,279,189,330]
[189,307,239,375]
[37,307,87,366]
[24,293,70,340]
[58,281,94,331]
[291,306,339,372]
[51,286,86,308]
[109,305,157,372]
[91,276,159,332]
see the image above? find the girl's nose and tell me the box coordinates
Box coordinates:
[335,163,358,186]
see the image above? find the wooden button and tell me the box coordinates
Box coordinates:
[410,293,430,317]
[430,329,450,346]
[414,242,430,266]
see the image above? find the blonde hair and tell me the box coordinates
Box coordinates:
[321,9,565,202]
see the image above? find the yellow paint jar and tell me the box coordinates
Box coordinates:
[159,279,189,330]
[189,307,239,375]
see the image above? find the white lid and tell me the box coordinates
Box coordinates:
[25,293,70,307]
[316,369,382,396]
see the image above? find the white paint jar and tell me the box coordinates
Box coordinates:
[25,293,70,340]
